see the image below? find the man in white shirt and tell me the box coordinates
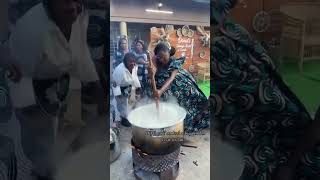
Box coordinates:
[8,0,100,179]
[112,53,141,127]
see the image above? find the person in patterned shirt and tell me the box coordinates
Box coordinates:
[132,40,148,95]
[113,37,129,69]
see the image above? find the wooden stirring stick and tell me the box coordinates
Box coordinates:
[146,50,159,110]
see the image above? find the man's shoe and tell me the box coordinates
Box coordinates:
[121,118,131,127]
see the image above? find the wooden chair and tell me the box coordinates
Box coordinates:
[196,62,210,82]
[279,14,305,71]
[280,14,320,72]
[304,18,320,61]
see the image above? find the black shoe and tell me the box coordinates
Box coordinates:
[121,118,131,127]
[31,171,54,180]
[36,175,54,180]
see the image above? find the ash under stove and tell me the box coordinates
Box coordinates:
[131,139,180,180]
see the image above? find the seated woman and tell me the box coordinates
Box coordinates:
[211,0,320,179]
[148,43,209,133]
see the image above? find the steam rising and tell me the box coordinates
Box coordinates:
[128,96,186,129]
[134,95,180,109]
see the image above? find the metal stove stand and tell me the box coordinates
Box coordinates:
[131,140,180,180]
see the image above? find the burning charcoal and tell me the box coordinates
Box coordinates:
[193,161,198,166]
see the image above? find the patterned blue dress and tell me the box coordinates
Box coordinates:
[211,20,319,180]
[149,57,210,133]
[133,51,148,91]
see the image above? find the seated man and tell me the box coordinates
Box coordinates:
[112,53,141,127]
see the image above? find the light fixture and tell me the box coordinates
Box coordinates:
[145,9,173,14]
[145,1,173,14]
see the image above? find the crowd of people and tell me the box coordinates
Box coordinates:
[110,37,210,133]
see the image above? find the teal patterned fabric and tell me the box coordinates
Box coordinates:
[0,69,17,180]
[211,17,320,179]
[0,70,13,123]
[0,69,34,180]
[150,57,210,133]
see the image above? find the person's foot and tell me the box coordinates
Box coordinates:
[70,137,82,153]
[31,171,54,180]
[121,117,131,127]
[36,175,54,180]
[112,126,121,137]
[63,119,86,128]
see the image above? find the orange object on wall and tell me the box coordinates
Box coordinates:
[149,27,210,73]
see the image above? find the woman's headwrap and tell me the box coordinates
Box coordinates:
[211,0,238,25]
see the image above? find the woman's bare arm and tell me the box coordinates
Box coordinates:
[158,70,178,94]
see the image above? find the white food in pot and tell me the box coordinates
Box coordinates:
[128,102,186,129]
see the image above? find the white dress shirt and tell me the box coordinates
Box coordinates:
[112,63,140,96]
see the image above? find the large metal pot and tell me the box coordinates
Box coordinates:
[128,102,186,155]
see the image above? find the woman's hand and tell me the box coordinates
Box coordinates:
[153,89,162,99]
[136,88,142,95]
[273,165,295,180]
[6,64,21,83]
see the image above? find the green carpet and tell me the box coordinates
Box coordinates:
[279,60,320,114]
[198,81,210,98]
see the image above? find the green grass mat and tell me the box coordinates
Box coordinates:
[198,81,210,98]
[279,60,320,114]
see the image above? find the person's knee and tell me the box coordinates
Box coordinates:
[315,105,320,121]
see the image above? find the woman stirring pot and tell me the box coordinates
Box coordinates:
[148,43,210,133]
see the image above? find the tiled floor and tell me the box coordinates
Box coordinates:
[212,136,244,180]
[55,105,107,180]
